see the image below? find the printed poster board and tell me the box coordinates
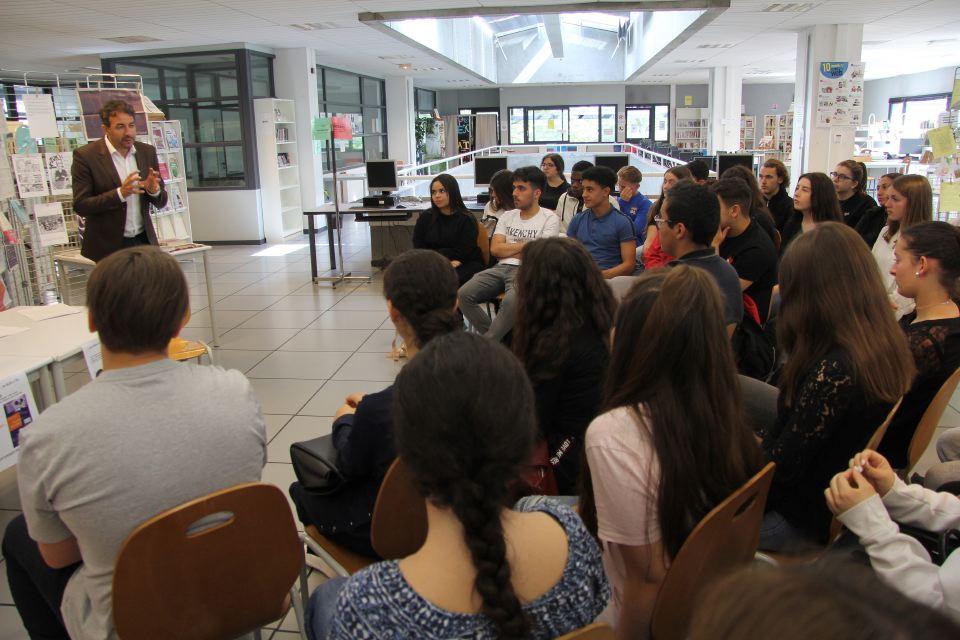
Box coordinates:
[817,62,865,127]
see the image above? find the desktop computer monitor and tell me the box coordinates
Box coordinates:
[716,154,754,176]
[899,138,924,155]
[474,156,508,187]
[366,159,399,193]
[594,154,630,173]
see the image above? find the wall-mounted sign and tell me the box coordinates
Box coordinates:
[816,61,865,127]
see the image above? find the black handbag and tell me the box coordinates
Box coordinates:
[290,434,345,495]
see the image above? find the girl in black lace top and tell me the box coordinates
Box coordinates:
[878,222,960,468]
[758,223,914,550]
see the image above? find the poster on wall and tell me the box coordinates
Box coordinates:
[816,61,865,127]
[76,89,147,140]
[952,67,960,111]
[11,154,49,198]
[34,202,69,247]
[0,372,37,469]
[44,152,72,196]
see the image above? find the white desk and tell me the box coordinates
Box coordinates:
[0,354,56,409]
[54,243,220,347]
[0,310,95,400]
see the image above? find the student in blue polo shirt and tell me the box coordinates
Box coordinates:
[567,166,637,279]
[616,165,653,245]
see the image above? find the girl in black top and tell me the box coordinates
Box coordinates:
[878,222,960,468]
[539,153,569,211]
[832,160,877,229]
[855,172,898,247]
[412,173,483,285]
[721,164,779,249]
[758,223,914,551]
[513,237,616,494]
[779,172,843,255]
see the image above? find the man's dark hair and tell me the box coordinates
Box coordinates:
[710,177,753,217]
[87,246,189,354]
[664,180,720,246]
[686,159,710,182]
[512,165,546,192]
[580,166,616,192]
[571,160,594,174]
[99,100,136,127]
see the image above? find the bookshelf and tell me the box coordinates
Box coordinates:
[254,98,302,243]
[675,108,709,151]
[146,120,192,242]
[740,115,756,150]
[777,113,794,163]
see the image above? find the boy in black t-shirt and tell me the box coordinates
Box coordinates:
[712,178,778,325]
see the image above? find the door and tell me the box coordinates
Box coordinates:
[626,104,670,144]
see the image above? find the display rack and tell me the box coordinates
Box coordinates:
[675,108,709,151]
[777,113,794,163]
[254,98,302,243]
[740,115,756,150]
[146,120,192,243]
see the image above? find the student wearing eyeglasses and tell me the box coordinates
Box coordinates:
[832,160,876,229]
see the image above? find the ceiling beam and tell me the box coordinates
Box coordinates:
[543,15,564,58]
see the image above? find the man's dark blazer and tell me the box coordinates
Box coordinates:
[72,139,168,262]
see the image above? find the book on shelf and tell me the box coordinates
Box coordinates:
[163,124,181,150]
[158,161,170,181]
[169,157,181,179]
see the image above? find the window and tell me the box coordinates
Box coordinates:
[509,105,616,144]
[414,88,436,117]
[888,94,950,140]
[104,50,274,189]
[316,65,387,172]
[626,103,670,143]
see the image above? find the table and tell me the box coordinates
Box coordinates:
[54,243,220,347]
[0,354,56,410]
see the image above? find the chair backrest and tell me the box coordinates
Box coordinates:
[112,483,302,640]
[909,367,960,470]
[371,458,428,559]
[557,622,615,640]
[476,218,491,268]
[649,462,776,640]
[866,396,904,451]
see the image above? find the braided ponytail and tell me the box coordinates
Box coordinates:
[394,332,536,638]
[383,250,460,348]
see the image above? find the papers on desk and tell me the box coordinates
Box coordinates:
[0,326,29,339]
[15,304,84,322]
[0,372,36,468]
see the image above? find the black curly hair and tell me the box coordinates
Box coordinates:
[383,249,460,348]
[513,237,616,384]
[393,332,536,639]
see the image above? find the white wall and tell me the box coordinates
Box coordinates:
[274,48,323,210]
[386,76,416,166]
[863,66,956,123]
[190,190,264,243]
[499,85,627,141]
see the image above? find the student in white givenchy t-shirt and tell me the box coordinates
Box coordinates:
[459,166,560,341]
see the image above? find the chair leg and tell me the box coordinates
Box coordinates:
[252,629,263,640]
[299,559,311,613]
[291,585,309,640]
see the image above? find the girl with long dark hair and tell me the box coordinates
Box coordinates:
[832,159,876,228]
[311,333,610,639]
[579,266,762,637]
[642,165,692,270]
[413,173,484,285]
[513,237,616,494]
[855,171,899,247]
[539,153,569,210]
[779,172,842,253]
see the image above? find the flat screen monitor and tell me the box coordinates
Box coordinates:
[716,154,754,177]
[594,154,630,173]
[474,156,508,187]
[366,159,399,192]
[900,138,923,155]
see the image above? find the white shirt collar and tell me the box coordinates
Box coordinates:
[104,136,136,157]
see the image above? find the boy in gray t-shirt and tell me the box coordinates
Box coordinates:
[3,247,267,640]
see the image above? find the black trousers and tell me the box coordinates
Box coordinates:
[2,515,79,640]
[121,232,149,248]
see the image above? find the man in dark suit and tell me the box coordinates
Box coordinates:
[72,100,168,262]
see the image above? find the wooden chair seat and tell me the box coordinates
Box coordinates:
[168,337,212,363]
[304,526,376,576]
[557,622,615,639]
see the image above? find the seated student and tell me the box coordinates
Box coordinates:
[689,561,960,640]
[513,237,616,494]
[555,160,618,232]
[3,246,267,640]
[876,222,960,469]
[309,333,610,640]
[566,166,637,279]
[616,165,653,246]
[832,160,877,229]
[539,153,569,211]
[720,164,779,247]
[459,166,560,342]
[686,158,709,184]
[413,174,484,286]
[642,165,691,270]
[759,158,794,233]
[657,180,743,334]
[855,172,898,247]
[481,168,515,237]
[827,448,960,621]
[290,250,460,556]
[779,172,843,254]
[873,174,934,319]
[581,267,762,636]
[757,223,914,552]
[712,177,778,325]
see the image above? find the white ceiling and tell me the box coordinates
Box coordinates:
[0,0,958,88]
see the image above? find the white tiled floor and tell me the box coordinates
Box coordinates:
[0,218,958,638]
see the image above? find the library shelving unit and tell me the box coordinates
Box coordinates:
[760,115,779,150]
[254,98,302,243]
[777,113,794,163]
[740,115,756,150]
[146,119,192,242]
[675,108,709,151]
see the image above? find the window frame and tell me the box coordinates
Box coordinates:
[317,65,388,171]
[625,103,671,143]
[507,104,618,144]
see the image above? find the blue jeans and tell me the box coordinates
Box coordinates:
[758,510,815,553]
[306,576,348,640]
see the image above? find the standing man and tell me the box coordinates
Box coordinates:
[759,159,793,234]
[72,100,167,262]
[459,166,560,341]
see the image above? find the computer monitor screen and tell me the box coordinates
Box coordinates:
[900,138,924,155]
[594,154,630,173]
[366,160,398,192]
[716,154,754,177]
[474,156,508,187]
